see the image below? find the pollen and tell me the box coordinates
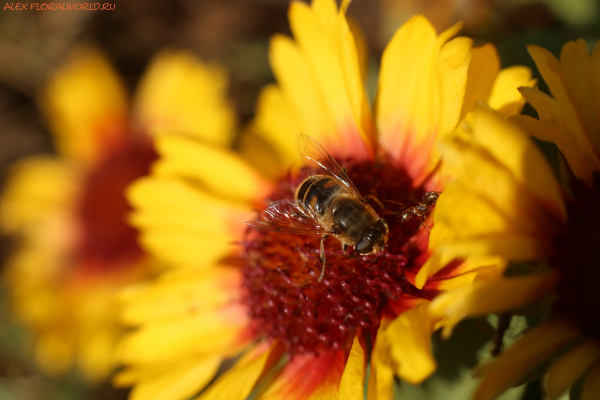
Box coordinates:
[553,173,600,340]
[241,159,436,355]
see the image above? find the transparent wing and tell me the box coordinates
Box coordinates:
[298,133,362,199]
[246,200,331,235]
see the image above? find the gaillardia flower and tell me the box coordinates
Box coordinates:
[116,1,534,399]
[0,48,234,381]
[425,39,600,400]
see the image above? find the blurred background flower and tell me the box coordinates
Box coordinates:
[0,0,599,400]
[0,43,235,399]
[0,46,158,382]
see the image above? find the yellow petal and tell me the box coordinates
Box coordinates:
[460,43,499,121]
[114,356,217,387]
[137,231,237,269]
[121,266,242,325]
[509,113,563,157]
[558,40,600,151]
[247,84,303,171]
[368,321,394,400]
[516,84,600,186]
[437,36,473,138]
[377,16,471,185]
[290,0,374,154]
[265,0,374,160]
[339,335,366,400]
[437,141,560,235]
[134,51,236,147]
[473,319,579,400]
[151,134,273,204]
[77,329,116,382]
[460,42,535,120]
[544,339,600,400]
[487,66,535,118]
[127,356,222,400]
[268,34,336,145]
[127,177,251,267]
[346,15,368,83]
[433,234,551,270]
[0,157,78,234]
[261,350,345,400]
[424,255,505,292]
[387,302,436,384]
[526,43,600,185]
[44,47,129,166]
[35,329,74,376]
[430,272,559,333]
[118,303,249,365]
[582,361,600,400]
[528,44,580,130]
[238,130,288,181]
[247,0,373,172]
[199,343,282,400]
[466,107,566,222]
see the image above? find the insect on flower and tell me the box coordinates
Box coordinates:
[400,191,440,222]
[246,134,389,282]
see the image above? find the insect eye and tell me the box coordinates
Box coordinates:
[356,239,373,254]
[374,219,388,234]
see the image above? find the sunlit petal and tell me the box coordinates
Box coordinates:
[134,51,236,147]
[44,47,128,166]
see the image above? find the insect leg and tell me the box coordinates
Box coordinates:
[318,235,331,283]
[412,209,432,233]
[420,217,431,234]
[342,243,348,254]
[364,194,386,211]
[384,200,404,216]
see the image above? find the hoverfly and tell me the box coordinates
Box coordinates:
[246,134,389,282]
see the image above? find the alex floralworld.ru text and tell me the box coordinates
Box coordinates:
[3,3,115,10]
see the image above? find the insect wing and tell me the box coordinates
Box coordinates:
[246,200,330,235]
[298,134,362,199]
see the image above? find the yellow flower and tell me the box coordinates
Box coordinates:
[116,1,534,399]
[0,47,234,382]
[512,39,600,187]
[426,39,600,400]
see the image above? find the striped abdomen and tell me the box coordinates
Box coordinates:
[295,176,344,217]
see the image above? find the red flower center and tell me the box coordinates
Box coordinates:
[242,158,436,355]
[553,173,600,340]
[76,134,156,276]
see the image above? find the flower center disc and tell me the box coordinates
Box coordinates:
[554,175,600,340]
[76,136,156,275]
[242,159,433,355]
